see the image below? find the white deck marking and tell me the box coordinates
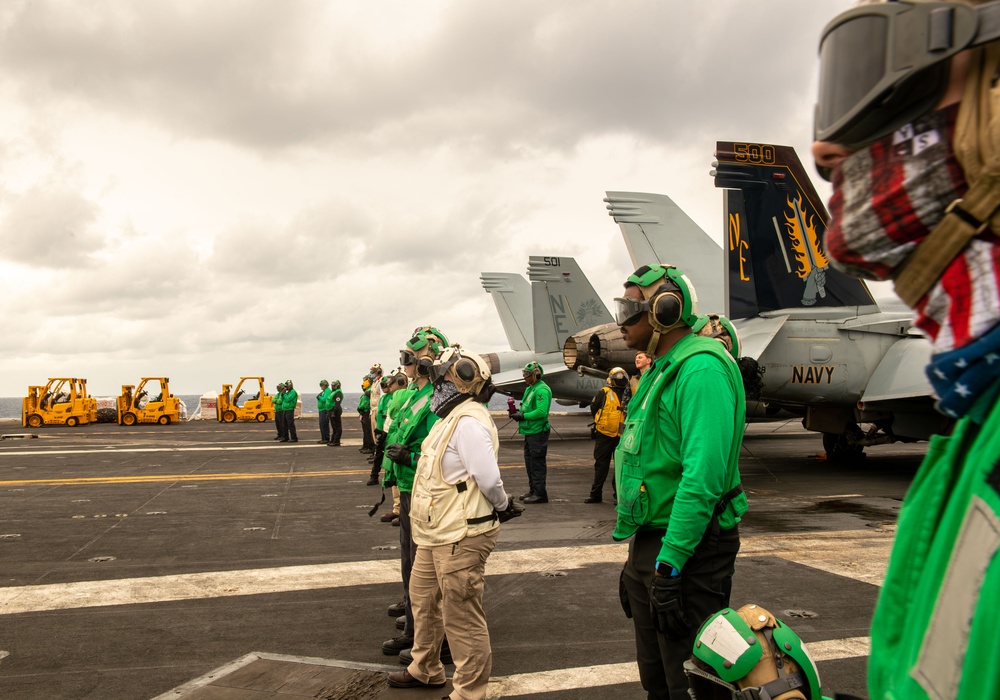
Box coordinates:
[741,529,896,586]
[0,530,894,615]
[486,636,871,696]
[152,636,873,699]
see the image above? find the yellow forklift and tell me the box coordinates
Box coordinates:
[217,377,274,423]
[22,378,97,427]
[117,377,181,426]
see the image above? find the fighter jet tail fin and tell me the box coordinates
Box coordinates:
[527,256,613,354]
[604,192,725,315]
[713,142,877,319]
[480,272,534,352]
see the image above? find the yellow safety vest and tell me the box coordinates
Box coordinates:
[595,386,624,437]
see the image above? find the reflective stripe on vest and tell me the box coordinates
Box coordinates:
[912,495,1000,699]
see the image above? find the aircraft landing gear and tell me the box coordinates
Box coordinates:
[822,423,866,462]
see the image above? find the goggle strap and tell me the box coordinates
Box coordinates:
[893,172,1000,306]
[974,2,1000,47]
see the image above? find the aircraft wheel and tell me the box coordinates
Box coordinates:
[822,430,864,461]
[66,416,79,427]
[27,414,43,428]
[255,413,267,423]
[222,410,237,423]
[158,415,171,426]
[122,412,138,426]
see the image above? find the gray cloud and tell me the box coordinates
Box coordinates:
[0,186,104,266]
[0,1,836,156]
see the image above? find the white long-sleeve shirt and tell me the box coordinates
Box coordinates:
[440,415,509,511]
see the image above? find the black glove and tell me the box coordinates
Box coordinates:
[374,430,387,450]
[385,443,413,467]
[649,573,692,639]
[510,411,524,422]
[495,494,524,523]
[619,567,632,619]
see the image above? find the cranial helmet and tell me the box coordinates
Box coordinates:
[523,361,543,379]
[404,326,450,377]
[285,380,294,389]
[626,264,699,331]
[692,314,742,359]
[320,379,329,387]
[430,346,495,402]
[331,379,341,390]
[370,363,383,375]
[684,604,822,700]
[387,368,408,391]
[608,367,629,388]
[616,264,700,356]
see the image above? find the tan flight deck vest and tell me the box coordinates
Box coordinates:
[410,400,500,547]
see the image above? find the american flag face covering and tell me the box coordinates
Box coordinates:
[825,104,1000,352]
[825,104,966,284]
[823,103,1000,417]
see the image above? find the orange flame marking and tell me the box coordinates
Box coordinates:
[784,194,827,279]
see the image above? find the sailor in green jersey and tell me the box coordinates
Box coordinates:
[510,361,553,503]
[358,384,373,453]
[280,379,298,443]
[380,372,414,521]
[813,5,1000,695]
[611,264,747,699]
[368,371,405,486]
[327,380,344,447]
[317,380,332,444]
[273,382,286,440]
[380,326,449,657]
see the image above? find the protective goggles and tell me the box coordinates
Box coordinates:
[399,349,417,366]
[614,296,649,327]
[428,348,460,386]
[815,1,1000,153]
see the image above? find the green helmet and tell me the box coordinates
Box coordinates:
[331,380,341,390]
[320,379,329,387]
[406,326,449,357]
[684,604,822,700]
[403,326,450,377]
[523,361,543,378]
[617,263,699,332]
[692,313,742,359]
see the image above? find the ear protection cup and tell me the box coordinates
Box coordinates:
[454,358,477,384]
[650,290,684,331]
[415,356,434,377]
[646,267,699,333]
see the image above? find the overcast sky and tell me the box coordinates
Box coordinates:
[0,0,855,398]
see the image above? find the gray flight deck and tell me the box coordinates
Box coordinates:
[0,413,925,699]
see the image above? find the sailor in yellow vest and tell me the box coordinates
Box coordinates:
[387,347,522,698]
[586,367,628,504]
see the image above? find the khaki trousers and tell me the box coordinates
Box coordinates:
[408,529,499,700]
